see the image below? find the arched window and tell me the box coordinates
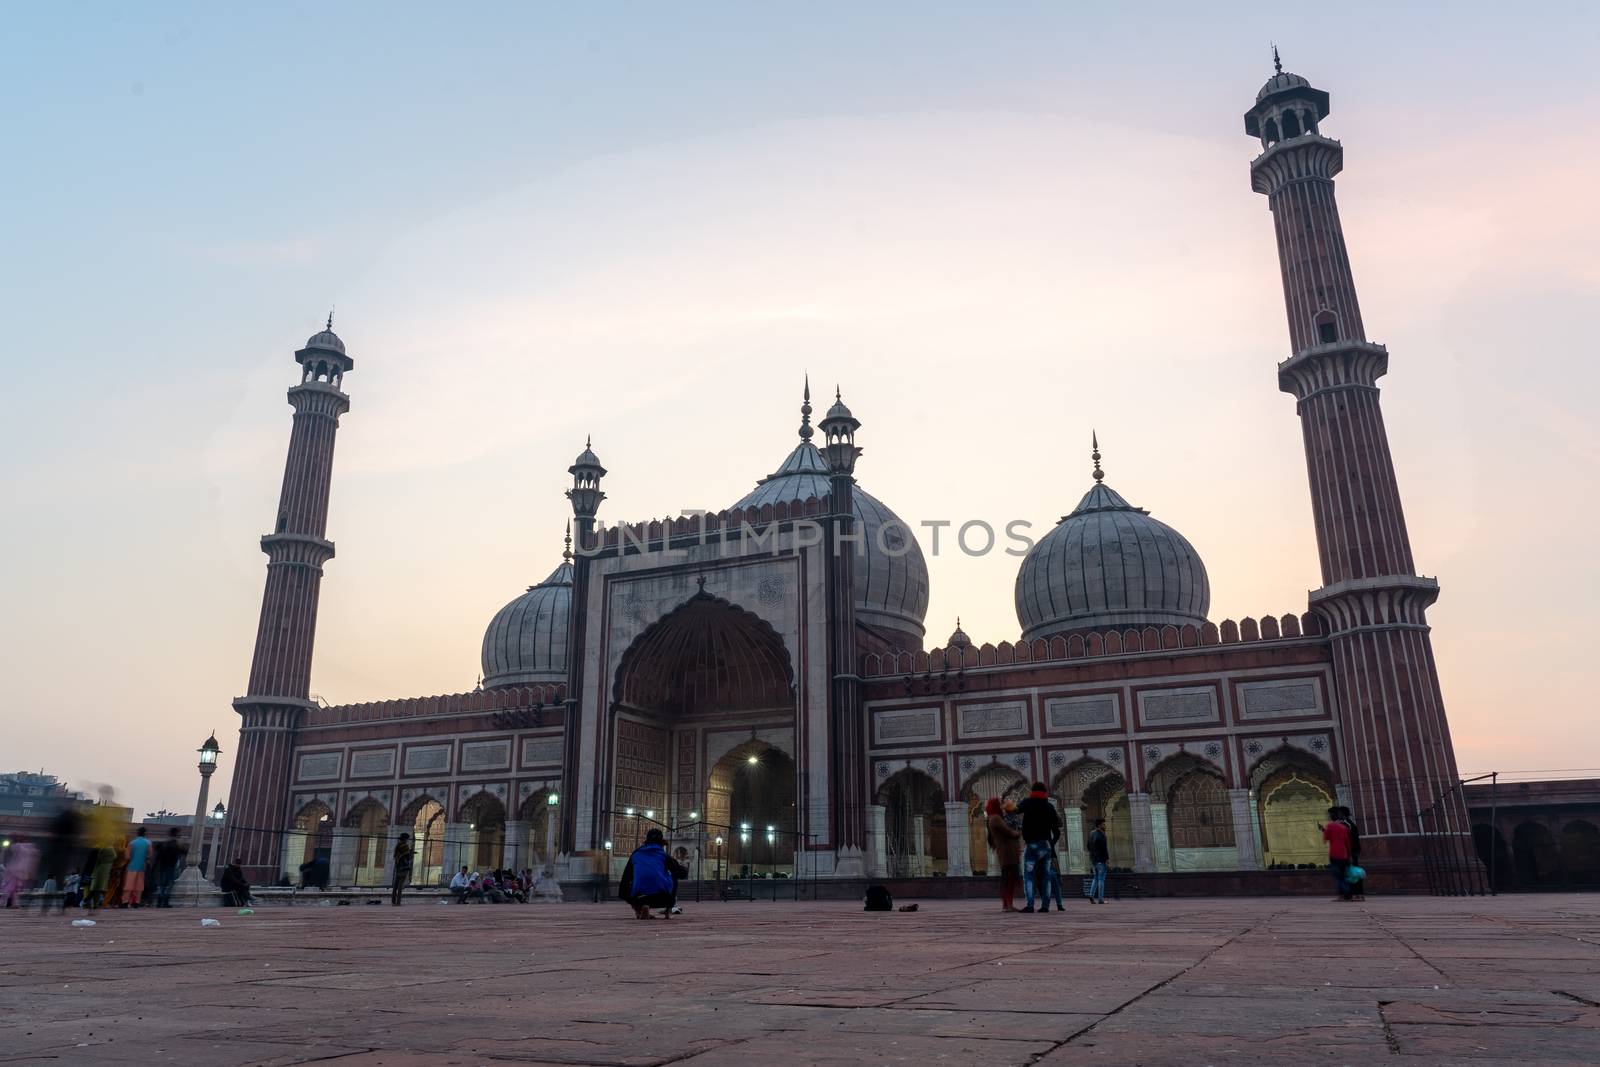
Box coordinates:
[1263,118,1279,145]
[1314,310,1339,345]
[1281,110,1301,138]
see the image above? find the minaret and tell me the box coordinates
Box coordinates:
[1246,58,1467,882]
[563,437,606,848]
[819,387,866,876]
[227,318,353,881]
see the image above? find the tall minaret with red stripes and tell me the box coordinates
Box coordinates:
[1247,56,1467,885]
[227,318,353,880]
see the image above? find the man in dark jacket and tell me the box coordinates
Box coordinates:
[1087,817,1110,904]
[1016,782,1061,914]
[620,829,689,919]
[153,828,186,908]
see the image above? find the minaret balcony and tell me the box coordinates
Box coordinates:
[1249,134,1344,194]
[1277,340,1389,401]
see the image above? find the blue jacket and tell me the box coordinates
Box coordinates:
[627,843,676,897]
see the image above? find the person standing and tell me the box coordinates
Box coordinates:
[152,828,186,908]
[1016,782,1061,915]
[1337,807,1365,900]
[1321,807,1355,902]
[120,827,152,908]
[1087,817,1110,904]
[37,806,82,914]
[1043,833,1067,912]
[985,797,1022,912]
[390,832,413,906]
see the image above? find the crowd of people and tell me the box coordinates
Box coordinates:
[444,863,561,904]
[0,807,223,912]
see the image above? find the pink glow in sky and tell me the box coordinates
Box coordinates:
[3,5,1596,814]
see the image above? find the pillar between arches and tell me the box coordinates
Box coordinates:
[943,801,971,877]
[866,804,888,878]
[503,820,529,873]
[329,831,357,887]
[1063,808,1087,875]
[1228,789,1263,870]
[1129,793,1155,873]
[440,822,469,883]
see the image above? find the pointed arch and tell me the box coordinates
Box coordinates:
[612,591,795,718]
[875,767,947,878]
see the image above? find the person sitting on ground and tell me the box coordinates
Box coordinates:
[449,865,472,902]
[619,828,688,920]
[219,858,253,907]
[481,871,508,904]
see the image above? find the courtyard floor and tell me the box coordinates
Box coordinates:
[2,894,1598,1066]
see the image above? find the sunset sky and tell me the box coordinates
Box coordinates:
[4,3,1597,815]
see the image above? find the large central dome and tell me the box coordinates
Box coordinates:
[1014,447,1209,641]
[733,386,928,648]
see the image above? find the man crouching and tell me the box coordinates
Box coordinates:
[620,828,687,920]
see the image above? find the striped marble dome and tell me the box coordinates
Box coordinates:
[1014,477,1210,642]
[481,559,572,688]
[733,400,929,646]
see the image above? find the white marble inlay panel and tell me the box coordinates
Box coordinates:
[1045,695,1117,731]
[348,750,395,777]
[522,738,564,766]
[957,701,1027,739]
[871,708,940,746]
[404,745,451,775]
[296,751,341,781]
[1239,679,1321,720]
[461,740,512,772]
[1138,687,1217,725]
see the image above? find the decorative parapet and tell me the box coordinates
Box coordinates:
[593,495,830,551]
[860,613,1325,678]
[304,683,567,727]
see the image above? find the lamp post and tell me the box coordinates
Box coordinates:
[174,733,221,904]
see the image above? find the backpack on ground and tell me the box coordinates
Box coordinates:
[863,884,893,912]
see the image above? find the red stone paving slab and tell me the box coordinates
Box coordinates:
[4,895,1600,1065]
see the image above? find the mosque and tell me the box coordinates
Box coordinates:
[223,61,1470,893]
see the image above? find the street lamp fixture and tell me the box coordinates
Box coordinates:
[747,755,759,765]
[625,807,635,816]
[210,802,226,821]
[546,793,559,806]
[645,809,654,820]
[175,732,224,902]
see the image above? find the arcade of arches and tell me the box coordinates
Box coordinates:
[607,595,800,879]
[857,749,1339,881]
[1475,818,1600,890]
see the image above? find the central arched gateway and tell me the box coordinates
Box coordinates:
[606,591,799,877]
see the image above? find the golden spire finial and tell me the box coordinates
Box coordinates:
[1091,431,1104,484]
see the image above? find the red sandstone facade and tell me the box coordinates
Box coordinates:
[223,64,1471,892]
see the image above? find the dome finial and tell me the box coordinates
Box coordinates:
[326,307,334,331]
[1272,43,1282,75]
[799,373,814,441]
[562,520,573,563]
[1091,431,1104,483]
